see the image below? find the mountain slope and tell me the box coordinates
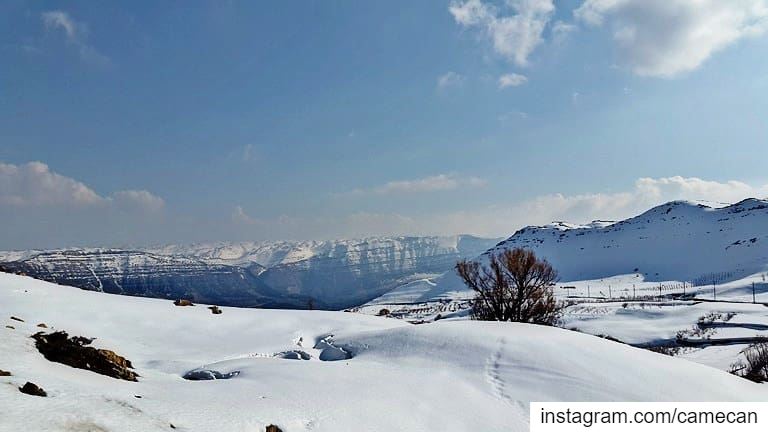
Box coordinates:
[0,249,282,307]
[0,235,500,309]
[489,199,768,282]
[366,199,768,305]
[2,273,765,431]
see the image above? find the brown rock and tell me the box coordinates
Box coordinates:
[0,369,11,376]
[19,382,46,397]
[32,331,139,381]
[37,323,48,328]
[5,325,14,330]
[208,306,222,315]
[10,316,24,322]
[265,425,283,432]
[173,299,194,306]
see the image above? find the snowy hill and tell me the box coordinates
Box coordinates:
[367,199,768,306]
[1,273,765,431]
[489,199,768,282]
[0,235,499,310]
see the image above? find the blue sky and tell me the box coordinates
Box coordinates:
[2,0,768,248]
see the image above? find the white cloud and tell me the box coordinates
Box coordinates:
[633,176,765,204]
[423,176,768,237]
[112,190,165,213]
[41,10,110,66]
[42,11,78,40]
[0,161,163,212]
[0,161,167,248]
[0,161,102,206]
[232,205,268,226]
[551,20,577,43]
[449,0,556,66]
[437,71,465,89]
[345,174,487,196]
[575,0,768,77]
[498,72,528,88]
[326,176,768,239]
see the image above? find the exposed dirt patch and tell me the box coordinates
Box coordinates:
[0,369,11,376]
[10,316,24,322]
[32,331,139,381]
[208,306,222,315]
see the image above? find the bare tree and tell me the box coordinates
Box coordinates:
[455,248,561,325]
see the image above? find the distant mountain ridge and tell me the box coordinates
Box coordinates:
[0,235,501,309]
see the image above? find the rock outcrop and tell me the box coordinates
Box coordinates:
[32,331,138,381]
[19,382,46,397]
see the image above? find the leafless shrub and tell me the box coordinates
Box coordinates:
[456,248,562,325]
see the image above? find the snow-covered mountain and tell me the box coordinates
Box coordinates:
[366,199,768,306]
[0,249,277,307]
[489,198,768,282]
[2,273,765,431]
[0,235,499,310]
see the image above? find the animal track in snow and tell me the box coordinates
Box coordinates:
[485,338,512,405]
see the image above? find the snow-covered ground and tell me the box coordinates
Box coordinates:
[2,272,766,432]
[561,299,768,369]
[358,269,768,374]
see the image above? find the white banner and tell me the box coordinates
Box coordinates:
[530,402,768,431]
